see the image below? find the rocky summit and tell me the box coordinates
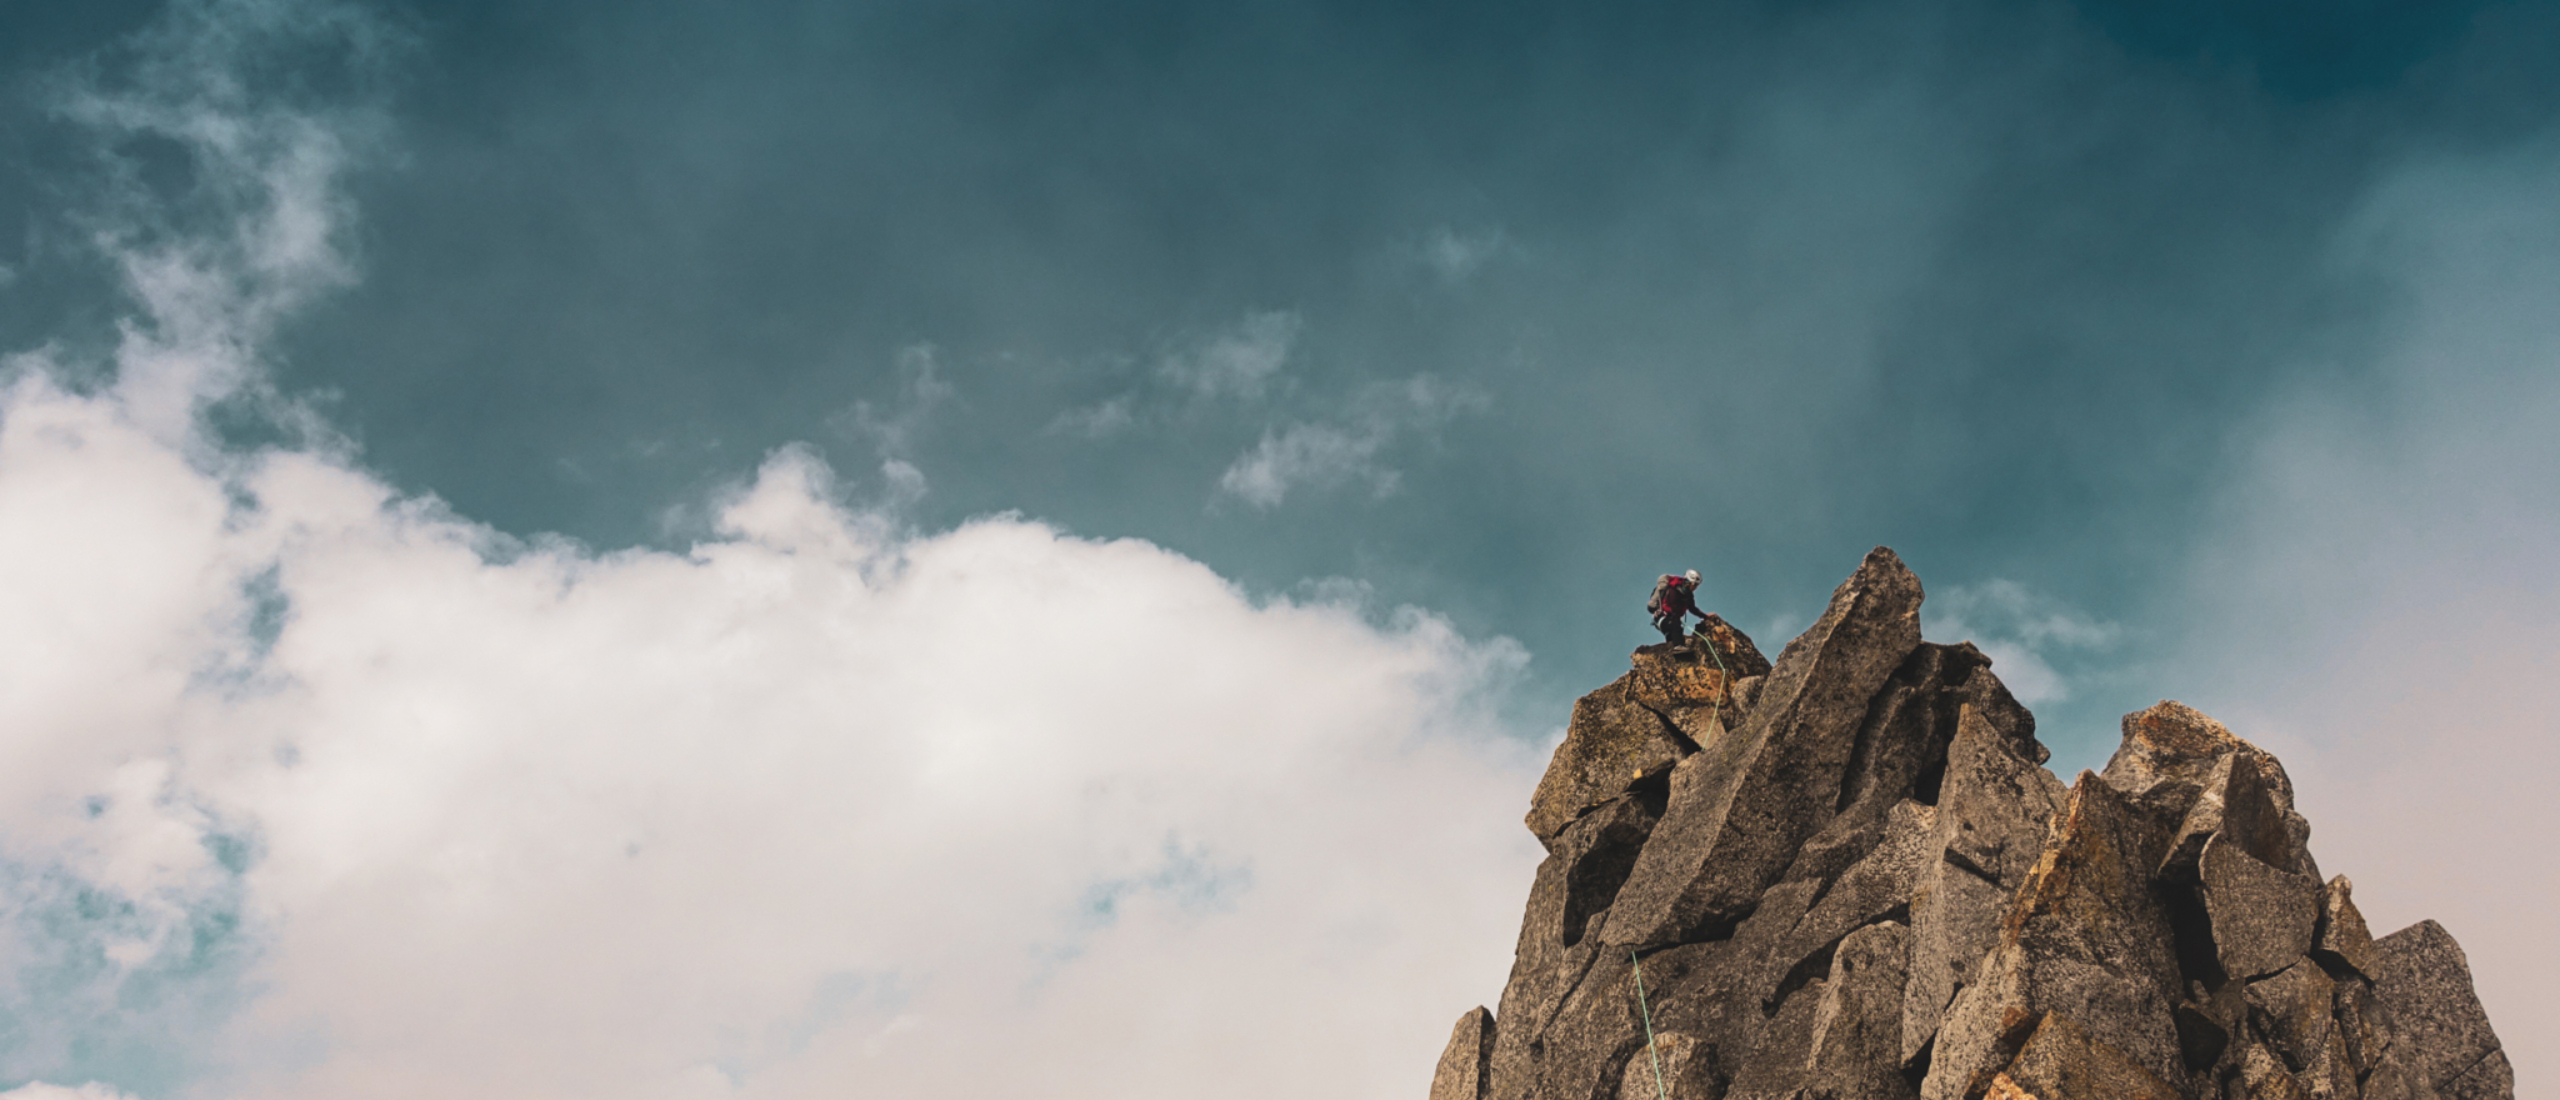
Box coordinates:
[1430,548,2512,1100]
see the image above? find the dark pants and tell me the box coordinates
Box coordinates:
[1653,612,1686,645]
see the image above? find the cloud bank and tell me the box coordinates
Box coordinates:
[0,372,1546,1099]
[0,3,1546,1097]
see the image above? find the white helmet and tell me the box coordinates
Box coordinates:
[1684,569,1700,585]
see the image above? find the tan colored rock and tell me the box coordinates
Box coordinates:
[1727,971,1831,1099]
[1497,947,1648,1100]
[1982,1073,2039,1100]
[2313,875,2378,978]
[2443,1051,2515,1100]
[2333,977,2384,1079]
[2238,1043,2316,1100]
[1758,801,1934,1004]
[1430,1006,1495,1100]
[2102,701,2315,877]
[1602,548,1925,948]
[1998,1012,2182,1100]
[2371,921,2510,1100]
[2246,960,2337,1075]
[1526,624,1772,845]
[1802,922,1917,1100]
[2301,1026,2359,1100]
[1922,777,2187,1100]
[2199,834,2320,981]
[2359,1045,2449,1100]
[1614,1030,1702,1100]
[1431,548,2516,1100]
[1486,793,1659,1100]
[1902,708,2066,1068]
[1526,678,1685,844]
[2162,751,2302,879]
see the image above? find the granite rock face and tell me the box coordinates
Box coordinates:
[1432,548,2511,1100]
[1528,621,1770,845]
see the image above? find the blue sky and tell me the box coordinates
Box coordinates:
[0,0,2552,1096]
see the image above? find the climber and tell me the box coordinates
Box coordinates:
[1647,569,1709,646]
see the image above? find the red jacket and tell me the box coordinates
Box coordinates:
[1652,575,1701,618]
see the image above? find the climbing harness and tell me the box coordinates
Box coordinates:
[1631,950,1669,1100]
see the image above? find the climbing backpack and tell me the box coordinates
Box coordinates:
[1646,575,1675,615]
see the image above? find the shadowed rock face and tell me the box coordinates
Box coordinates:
[1430,548,2512,1100]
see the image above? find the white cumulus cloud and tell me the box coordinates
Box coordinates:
[0,5,1548,1098]
[0,360,1546,1100]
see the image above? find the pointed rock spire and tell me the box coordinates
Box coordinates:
[1435,549,2511,1100]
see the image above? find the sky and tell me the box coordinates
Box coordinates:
[0,0,2550,1096]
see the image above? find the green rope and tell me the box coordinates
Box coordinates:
[1631,950,1669,1100]
[1698,621,1731,731]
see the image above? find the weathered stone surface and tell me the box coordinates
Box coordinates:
[1803,922,1919,1100]
[2238,1042,2316,1100]
[1527,678,1686,844]
[1937,709,2067,888]
[1529,620,1773,846]
[1718,877,1825,1015]
[1631,939,1756,1094]
[1902,707,2065,1068]
[1602,548,1925,948]
[1998,1011,2182,1100]
[2199,834,2319,981]
[2247,960,2337,1075]
[1831,643,1992,827]
[1948,649,2046,765]
[2312,876,2378,979]
[2442,1051,2515,1100]
[1439,549,2513,1100]
[1922,777,2186,1100]
[2371,921,2510,1100]
[1732,673,1766,712]
[1902,862,2010,1071]
[2101,701,2255,815]
[1624,646,1737,713]
[1761,801,1934,1003]
[2332,978,2382,1079]
[1487,793,1661,1100]
[1983,1074,2036,1100]
[1510,950,1649,1100]
[2102,702,2315,877]
[2301,1026,2359,1100]
[1727,975,1831,1100]
[2161,751,2301,880]
[2360,1045,2449,1100]
[1657,613,1775,681]
[1431,1007,1495,1100]
[1614,1030,1703,1100]
[2171,1000,2228,1073]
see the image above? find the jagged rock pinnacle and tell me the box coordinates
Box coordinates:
[1434,548,2511,1100]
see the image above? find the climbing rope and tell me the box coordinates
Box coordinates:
[1631,950,1669,1100]
[1697,621,1732,733]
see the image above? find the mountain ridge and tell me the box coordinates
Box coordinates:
[1430,548,2511,1100]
